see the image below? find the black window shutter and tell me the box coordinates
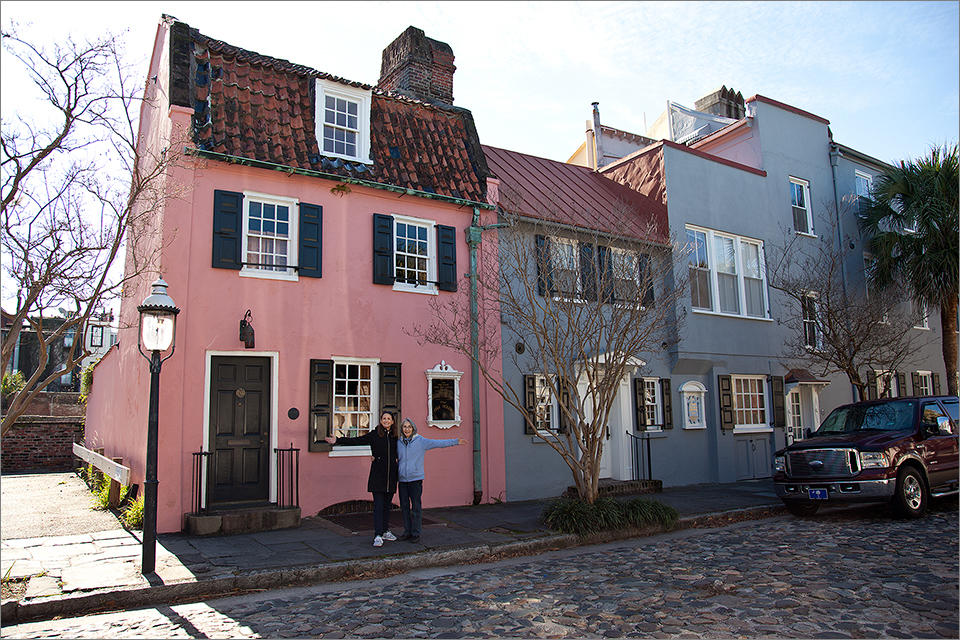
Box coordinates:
[933,373,941,395]
[867,371,878,400]
[212,190,242,269]
[379,362,402,421]
[640,253,655,306]
[662,378,673,429]
[911,372,921,396]
[771,376,785,428]
[579,242,597,301]
[373,213,395,284]
[524,375,537,434]
[634,378,647,431]
[718,374,734,432]
[896,371,906,397]
[597,245,613,303]
[558,377,571,434]
[436,224,458,291]
[309,359,334,452]
[298,203,322,278]
[535,235,552,296]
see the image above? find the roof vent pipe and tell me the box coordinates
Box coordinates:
[592,102,606,169]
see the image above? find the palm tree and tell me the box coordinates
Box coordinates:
[859,143,959,396]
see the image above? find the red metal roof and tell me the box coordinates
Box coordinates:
[482,145,668,244]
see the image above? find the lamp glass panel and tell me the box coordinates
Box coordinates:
[141,312,175,351]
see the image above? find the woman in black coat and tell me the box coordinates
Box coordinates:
[325,411,399,547]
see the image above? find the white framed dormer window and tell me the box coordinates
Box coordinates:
[790,177,814,235]
[315,79,372,164]
[685,226,768,319]
[241,192,299,282]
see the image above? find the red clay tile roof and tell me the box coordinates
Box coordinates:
[173,22,487,203]
[483,145,668,245]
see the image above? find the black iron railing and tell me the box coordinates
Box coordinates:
[191,451,213,515]
[626,430,653,481]
[275,444,300,509]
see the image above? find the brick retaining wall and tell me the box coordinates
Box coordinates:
[1,417,83,473]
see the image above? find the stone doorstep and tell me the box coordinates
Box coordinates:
[183,507,301,536]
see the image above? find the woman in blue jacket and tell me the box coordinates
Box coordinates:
[325,411,399,547]
[396,418,465,543]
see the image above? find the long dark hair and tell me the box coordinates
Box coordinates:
[376,410,397,437]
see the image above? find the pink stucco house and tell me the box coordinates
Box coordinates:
[85,16,505,534]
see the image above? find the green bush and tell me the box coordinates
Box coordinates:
[2,371,26,403]
[541,496,679,535]
[121,494,144,529]
[91,474,128,511]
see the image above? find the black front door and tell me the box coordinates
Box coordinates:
[209,356,271,505]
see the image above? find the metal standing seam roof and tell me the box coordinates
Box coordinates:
[482,145,669,245]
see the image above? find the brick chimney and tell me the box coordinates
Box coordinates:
[695,86,745,120]
[379,26,455,106]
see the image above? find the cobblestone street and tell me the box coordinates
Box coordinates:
[4,500,957,639]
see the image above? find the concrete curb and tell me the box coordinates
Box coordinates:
[2,505,784,626]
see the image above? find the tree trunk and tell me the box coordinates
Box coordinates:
[941,299,959,396]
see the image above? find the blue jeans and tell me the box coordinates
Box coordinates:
[398,480,423,537]
[372,491,394,536]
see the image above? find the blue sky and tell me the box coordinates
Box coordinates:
[3,0,958,166]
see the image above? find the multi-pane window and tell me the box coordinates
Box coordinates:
[855,171,872,216]
[395,221,429,286]
[686,226,767,319]
[315,80,371,163]
[733,376,766,428]
[245,198,292,273]
[90,325,104,348]
[333,363,373,438]
[916,372,932,397]
[643,378,661,431]
[687,229,711,310]
[533,375,555,432]
[790,177,813,235]
[551,238,581,299]
[788,389,803,444]
[611,248,640,303]
[323,95,359,158]
[802,293,821,349]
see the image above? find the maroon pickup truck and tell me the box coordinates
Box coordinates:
[773,396,959,518]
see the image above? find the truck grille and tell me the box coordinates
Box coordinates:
[786,448,859,478]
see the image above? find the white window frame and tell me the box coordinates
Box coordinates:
[90,325,104,349]
[788,389,804,444]
[315,79,372,164]
[328,357,380,458]
[392,214,438,295]
[855,171,872,217]
[790,177,814,236]
[732,375,771,434]
[549,237,582,301]
[532,374,558,433]
[916,371,933,397]
[642,377,663,433]
[425,361,463,429]
[679,381,707,430]
[875,370,899,398]
[802,291,822,350]
[609,247,641,305]
[912,299,930,329]
[685,225,769,320]
[240,191,300,282]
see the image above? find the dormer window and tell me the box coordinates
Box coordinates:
[315,79,371,164]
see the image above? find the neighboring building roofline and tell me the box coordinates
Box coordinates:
[832,143,894,172]
[601,139,767,178]
[745,95,830,125]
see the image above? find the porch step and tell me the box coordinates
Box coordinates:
[562,478,662,499]
[183,506,301,536]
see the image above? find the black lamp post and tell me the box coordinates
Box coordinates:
[137,278,180,575]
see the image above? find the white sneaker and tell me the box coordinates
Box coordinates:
[373,536,383,547]
[382,531,397,541]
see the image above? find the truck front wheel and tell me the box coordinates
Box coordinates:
[890,467,927,519]
[784,501,820,517]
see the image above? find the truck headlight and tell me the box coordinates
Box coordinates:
[774,455,786,472]
[860,451,889,469]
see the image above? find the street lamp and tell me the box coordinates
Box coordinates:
[137,278,180,575]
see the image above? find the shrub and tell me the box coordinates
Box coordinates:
[121,494,144,529]
[541,496,679,535]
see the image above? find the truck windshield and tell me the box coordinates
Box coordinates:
[815,400,916,434]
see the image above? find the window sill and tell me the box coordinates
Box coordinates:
[328,446,372,457]
[240,269,298,282]
[393,284,438,296]
[682,425,707,430]
[690,308,773,321]
[732,426,774,435]
[428,420,461,430]
[794,232,818,239]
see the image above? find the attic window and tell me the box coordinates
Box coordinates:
[315,79,372,164]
